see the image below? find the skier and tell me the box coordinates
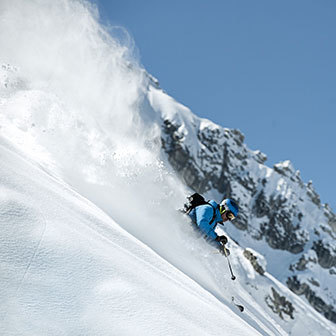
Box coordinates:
[185,195,245,310]
[186,195,239,253]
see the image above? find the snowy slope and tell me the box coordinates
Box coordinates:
[147,80,336,334]
[0,137,264,336]
[1,1,336,335]
[153,75,336,325]
[2,133,335,336]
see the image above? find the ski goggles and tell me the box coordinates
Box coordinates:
[220,207,236,221]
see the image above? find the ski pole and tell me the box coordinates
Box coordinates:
[222,244,236,281]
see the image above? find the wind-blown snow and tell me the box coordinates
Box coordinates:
[1,1,336,335]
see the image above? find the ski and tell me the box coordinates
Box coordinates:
[232,296,244,312]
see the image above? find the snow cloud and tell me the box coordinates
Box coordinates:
[0,0,186,256]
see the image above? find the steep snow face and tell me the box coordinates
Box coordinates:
[1,137,264,336]
[1,1,336,335]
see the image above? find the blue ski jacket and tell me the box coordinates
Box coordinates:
[188,200,223,241]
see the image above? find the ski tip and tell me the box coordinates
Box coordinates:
[231,297,244,312]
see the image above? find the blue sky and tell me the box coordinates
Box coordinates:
[95,0,335,208]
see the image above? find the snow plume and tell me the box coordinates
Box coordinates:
[1,4,234,330]
[1,4,246,329]
[0,0,187,248]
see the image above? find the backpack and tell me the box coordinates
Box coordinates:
[184,193,217,225]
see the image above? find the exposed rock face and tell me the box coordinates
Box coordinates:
[243,249,265,275]
[287,277,336,323]
[324,204,336,232]
[159,111,336,324]
[265,287,295,320]
[313,240,336,269]
[257,193,307,254]
[161,120,202,190]
[289,253,317,272]
[307,180,321,207]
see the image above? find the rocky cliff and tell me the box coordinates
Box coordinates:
[147,81,336,324]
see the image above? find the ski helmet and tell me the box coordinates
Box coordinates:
[220,199,239,218]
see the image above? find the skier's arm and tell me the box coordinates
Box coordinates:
[197,208,218,240]
[206,228,218,240]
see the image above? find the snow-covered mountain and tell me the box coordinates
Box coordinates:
[1,1,336,335]
[155,74,336,324]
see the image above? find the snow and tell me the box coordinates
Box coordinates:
[1,1,336,335]
[1,137,262,336]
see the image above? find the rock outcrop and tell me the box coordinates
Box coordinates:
[265,287,295,320]
[243,248,266,275]
[159,107,336,324]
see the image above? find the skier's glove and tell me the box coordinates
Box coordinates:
[215,235,228,245]
[218,246,230,256]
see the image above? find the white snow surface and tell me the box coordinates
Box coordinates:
[1,1,336,335]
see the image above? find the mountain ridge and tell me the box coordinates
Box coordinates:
[145,80,336,324]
